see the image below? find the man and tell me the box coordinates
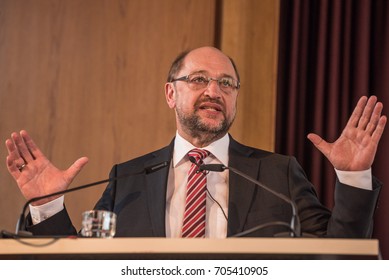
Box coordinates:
[5,46,387,238]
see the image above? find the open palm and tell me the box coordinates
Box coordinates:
[308,96,386,171]
[5,130,88,205]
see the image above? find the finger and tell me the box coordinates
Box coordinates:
[371,115,387,145]
[5,137,19,160]
[5,138,29,176]
[307,133,331,158]
[11,132,34,163]
[5,138,25,168]
[64,157,89,183]
[365,101,384,135]
[6,155,21,180]
[20,130,46,160]
[357,95,378,130]
[347,96,368,128]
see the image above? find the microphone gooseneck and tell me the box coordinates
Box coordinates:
[15,161,169,235]
[198,162,302,238]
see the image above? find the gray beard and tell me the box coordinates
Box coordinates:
[176,108,234,145]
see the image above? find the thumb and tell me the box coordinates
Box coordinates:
[64,156,89,182]
[307,133,330,157]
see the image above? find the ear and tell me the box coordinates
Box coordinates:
[165,82,176,109]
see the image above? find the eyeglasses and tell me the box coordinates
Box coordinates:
[170,73,240,94]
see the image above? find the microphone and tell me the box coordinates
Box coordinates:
[189,157,301,237]
[14,161,169,235]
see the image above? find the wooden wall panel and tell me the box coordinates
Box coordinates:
[221,0,280,151]
[0,0,279,233]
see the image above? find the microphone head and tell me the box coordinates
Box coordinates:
[189,156,226,172]
[189,156,197,165]
[144,161,169,174]
[199,164,226,172]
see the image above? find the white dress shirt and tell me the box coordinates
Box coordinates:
[165,132,230,238]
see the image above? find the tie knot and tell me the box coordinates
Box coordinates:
[188,148,210,163]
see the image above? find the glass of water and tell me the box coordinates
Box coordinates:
[81,210,117,238]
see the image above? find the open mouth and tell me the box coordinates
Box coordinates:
[198,102,223,112]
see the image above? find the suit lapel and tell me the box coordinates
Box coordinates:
[227,137,260,236]
[144,139,174,237]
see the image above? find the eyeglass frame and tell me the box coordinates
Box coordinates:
[170,73,240,94]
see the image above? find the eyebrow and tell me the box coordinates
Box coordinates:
[189,70,236,80]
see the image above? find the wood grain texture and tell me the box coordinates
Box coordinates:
[221,0,280,151]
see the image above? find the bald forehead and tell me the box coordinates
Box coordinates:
[180,47,237,79]
[186,46,228,59]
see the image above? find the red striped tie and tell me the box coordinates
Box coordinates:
[181,148,210,238]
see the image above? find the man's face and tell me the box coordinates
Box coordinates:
[165,47,239,144]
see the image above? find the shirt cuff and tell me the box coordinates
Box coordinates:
[335,168,372,191]
[29,196,65,225]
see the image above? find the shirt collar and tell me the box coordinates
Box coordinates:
[173,131,229,167]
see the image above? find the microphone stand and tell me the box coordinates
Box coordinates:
[14,161,169,235]
[198,163,302,237]
[227,166,301,237]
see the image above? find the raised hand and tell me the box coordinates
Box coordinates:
[5,130,89,205]
[307,96,387,171]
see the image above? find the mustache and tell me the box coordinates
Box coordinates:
[194,97,225,111]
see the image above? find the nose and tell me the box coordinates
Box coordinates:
[204,79,223,98]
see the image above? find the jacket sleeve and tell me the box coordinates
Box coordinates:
[288,157,382,238]
[26,207,77,236]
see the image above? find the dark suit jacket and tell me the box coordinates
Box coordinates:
[29,136,381,238]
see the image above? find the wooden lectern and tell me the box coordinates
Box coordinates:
[0,238,380,259]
